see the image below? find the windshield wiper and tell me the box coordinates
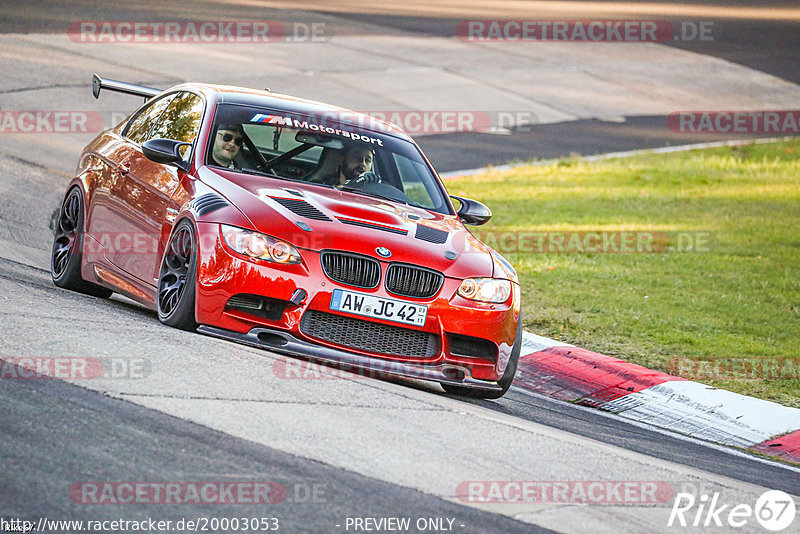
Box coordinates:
[237,167,335,188]
[238,167,300,183]
[239,167,277,178]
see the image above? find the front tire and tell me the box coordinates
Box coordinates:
[50,187,113,298]
[157,219,198,331]
[442,316,523,400]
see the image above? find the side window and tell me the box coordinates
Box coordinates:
[125,95,176,145]
[149,93,204,146]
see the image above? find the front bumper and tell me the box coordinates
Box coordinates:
[194,222,520,382]
[197,325,503,392]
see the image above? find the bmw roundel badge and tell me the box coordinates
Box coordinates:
[376,247,391,258]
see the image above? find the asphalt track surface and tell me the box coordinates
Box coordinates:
[331,7,800,171]
[1,355,546,533]
[4,1,800,171]
[2,2,800,532]
[2,252,799,531]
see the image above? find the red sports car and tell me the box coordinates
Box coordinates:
[51,75,521,398]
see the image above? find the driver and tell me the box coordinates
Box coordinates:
[318,145,380,186]
[210,124,244,168]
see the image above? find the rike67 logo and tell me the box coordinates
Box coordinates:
[668,490,796,531]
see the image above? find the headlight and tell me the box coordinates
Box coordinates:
[457,278,512,303]
[221,224,301,264]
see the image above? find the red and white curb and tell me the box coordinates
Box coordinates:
[517,331,800,464]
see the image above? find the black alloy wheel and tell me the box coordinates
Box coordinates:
[157,219,198,331]
[51,186,112,298]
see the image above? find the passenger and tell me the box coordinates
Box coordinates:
[210,124,244,168]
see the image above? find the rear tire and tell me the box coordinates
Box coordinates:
[157,219,198,331]
[442,316,523,400]
[50,187,113,298]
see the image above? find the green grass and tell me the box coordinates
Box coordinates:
[451,140,800,407]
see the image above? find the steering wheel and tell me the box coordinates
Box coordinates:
[344,172,382,187]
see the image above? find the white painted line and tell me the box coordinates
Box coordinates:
[520,331,571,356]
[440,136,799,179]
[599,381,800,448]
[511,385,800,475]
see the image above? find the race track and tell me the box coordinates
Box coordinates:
[1,2,799,532]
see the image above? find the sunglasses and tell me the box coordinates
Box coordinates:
[218,132,244,146]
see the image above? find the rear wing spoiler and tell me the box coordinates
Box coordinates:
[92,74,161,101]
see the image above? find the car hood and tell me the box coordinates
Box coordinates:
[199,168,496,279]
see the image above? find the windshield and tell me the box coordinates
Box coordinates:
[206,103,451,214]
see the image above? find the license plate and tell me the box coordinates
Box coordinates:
[330,289,428,327]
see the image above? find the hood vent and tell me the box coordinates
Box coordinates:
[269,196,331,221]
[415,224,448,244]
[337,217,407,236]
[190,193,229,216]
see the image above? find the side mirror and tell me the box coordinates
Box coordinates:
[142,138,191,166]
[450,195,492,226]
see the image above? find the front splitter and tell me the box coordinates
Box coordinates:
[197,325,502,392]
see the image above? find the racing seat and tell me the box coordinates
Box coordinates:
[303,147,340,184]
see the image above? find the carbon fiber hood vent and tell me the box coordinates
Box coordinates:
[415,225,448,244]
[270,196,331,221]
[337,217,407,235]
